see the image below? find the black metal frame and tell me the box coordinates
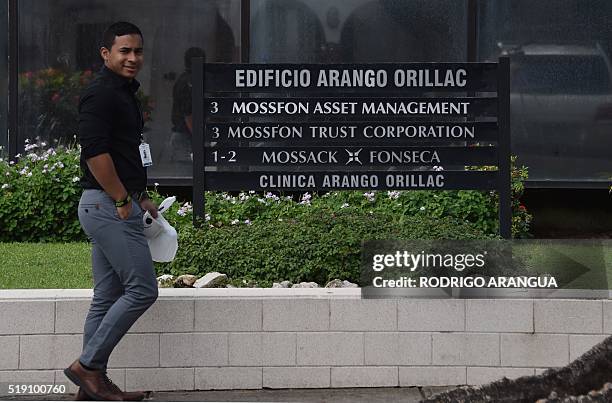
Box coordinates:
[192,57,205,225]
[195,61,513,238]
[497,56,512,239]
[7,0,18,158]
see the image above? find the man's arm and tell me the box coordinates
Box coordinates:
[86,153,133,219]
[86,153,127,201]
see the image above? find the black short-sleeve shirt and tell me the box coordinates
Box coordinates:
[78,66,146,192]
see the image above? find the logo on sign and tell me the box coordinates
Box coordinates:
[345,148,363,165]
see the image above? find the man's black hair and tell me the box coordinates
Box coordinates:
[102,21,143,50]
[184,47,206,70]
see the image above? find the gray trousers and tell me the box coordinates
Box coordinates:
[77,189,158,370]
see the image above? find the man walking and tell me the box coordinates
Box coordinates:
[64,21,159,401]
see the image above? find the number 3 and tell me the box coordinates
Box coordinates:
[210,102,218,114]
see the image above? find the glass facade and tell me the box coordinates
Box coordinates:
[479,0,612,182]
[17,0,240,178]
[251,0,467,63]
[4,0,612,184]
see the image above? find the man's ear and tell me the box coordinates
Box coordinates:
[100,47,110,62]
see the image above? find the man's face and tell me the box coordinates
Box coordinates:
[100,34,143,79]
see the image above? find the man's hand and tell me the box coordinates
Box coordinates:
[116,202,133,220]
[140,198,159,218]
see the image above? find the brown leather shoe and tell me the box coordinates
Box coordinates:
[100,373,146,402]
[64,359,123,401]
[74,381,146,401]
[74,388,92,401]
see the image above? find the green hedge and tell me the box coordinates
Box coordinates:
[158,210,491,286]
[1,140,531,252]
[0,140,83,242]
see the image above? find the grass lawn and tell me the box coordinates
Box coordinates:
[0,241,610,290]
[0,243,92,288]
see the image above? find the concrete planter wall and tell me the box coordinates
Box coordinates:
[0,289,610,393]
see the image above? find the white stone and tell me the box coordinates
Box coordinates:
[325,279,343,288]
[194,272,228,288]
[173,274,197,288]
[291,282,319,288]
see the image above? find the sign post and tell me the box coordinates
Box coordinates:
[193,60,512,238]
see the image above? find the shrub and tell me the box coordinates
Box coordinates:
[157,210,491,286]
[0,139,531,247]
[151,155,532,241]
[0,139,84,242]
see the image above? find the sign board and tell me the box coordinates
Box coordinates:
[192,61,511,238]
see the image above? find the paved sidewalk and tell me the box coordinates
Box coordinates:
[1,387,453,402]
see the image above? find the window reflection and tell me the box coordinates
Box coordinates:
[17,0,240,179]
[479,0,612,181]
[251,0,467,63]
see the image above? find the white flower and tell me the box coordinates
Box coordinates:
[1,184,9,190]
[9,161,15,165]
[341,203,349,208]
[205,214,211,221]
[300,192,312,205]
[363,191,376,202]
[19,168,28,175]
[231,219,239,225]
[154,182,159,187]
[15,153,21,159]
[387,191,400,200]
[41,142,47,147]
[176,208,186,217]
[57,162,64,169]
[420,206,426,211]
[26,172,32,177]
[248,190,255,194]
[265,192,279,202]
[24,139,30,144]
[72,176,80,183]
[244,219,252,225]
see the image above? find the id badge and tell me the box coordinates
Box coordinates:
[139,142,153,167]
